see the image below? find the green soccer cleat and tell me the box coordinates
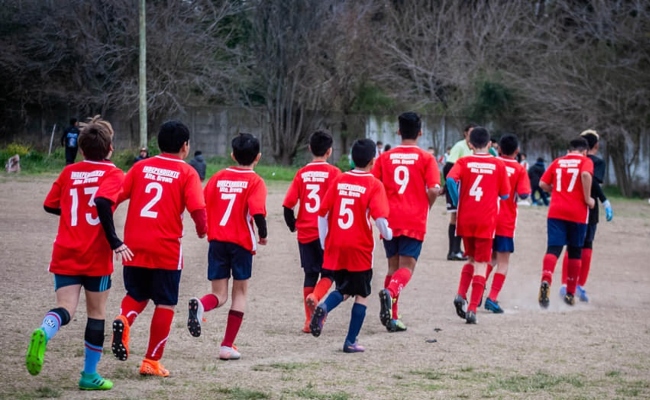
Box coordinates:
[79,372,114,390]
[26,328,47,376]
[386,319,407,332]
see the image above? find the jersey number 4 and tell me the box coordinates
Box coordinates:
[469,175,484,201]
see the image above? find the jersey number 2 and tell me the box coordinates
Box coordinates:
[140,182,163,218]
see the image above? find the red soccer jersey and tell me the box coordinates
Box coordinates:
[44,160,124,276]
[205,167,267,253]
[495,157,532,238]
[448,153,511,239]
[120,154,205,270]
[318,170,390,272]
[372,145,440,241]
[282,161,341,243]
[541,153,594,223]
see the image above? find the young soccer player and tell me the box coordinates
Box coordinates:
[373,112,441,332]
[483,134,531,313]
[447,127,510,324]
[538,137,594,308]
[26,115,130,390]
[111,120,207,377]
[187,133,267,361]
[310,139,392,352]
[558,130,613,302]
[282,130,341,333]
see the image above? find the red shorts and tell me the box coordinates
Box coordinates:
[462,237,493,263]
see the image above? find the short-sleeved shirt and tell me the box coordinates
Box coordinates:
[44,160,124,276]
[282,161,341,244]
[541,153,594,224]
[120,154,206,270]
[446,139,472,164]
[447,153,510,238]
[319,170,389,272]
[372,145,440,241]
[205,167,267,254]
[495,157,532,238]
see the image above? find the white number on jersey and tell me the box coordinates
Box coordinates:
[69,186,100,227]
[338,198,355,229]
[140,182,163,218]
[219,193,237,226]
[469,175,484,202]
[394,166,410,194]
[304,184,321,213]
[555,168,579,192]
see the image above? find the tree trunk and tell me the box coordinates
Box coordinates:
[608,133,632,197]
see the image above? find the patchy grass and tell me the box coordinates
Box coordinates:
[216,386,271,399]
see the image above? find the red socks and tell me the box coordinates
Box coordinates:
[221,310,244,348]
[457,263,474,298]
[468,275,486,312]
[578,249,593,286]
[120,295,149,326]
[561,252,569,285]
[387,268,412,297]
[200,294,219,312]
[312,277,333,301]
[488,273,505,301]
[146,307,174,361]
[303,287,314,322]
[566,258,581,295]
[542,254,558,284]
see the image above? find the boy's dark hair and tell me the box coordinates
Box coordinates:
[499,134,519,156]
[463,123,477,134]
[194,150,202,157]
[469,126,490,149]
[398,112,422,140]
[158,120,190,153]
[70,118,78,126]
[351,139,376,168]
[309,130,333,157]
[232,133,260,165]
[78,115,113,161]
[569,137,589,152]
[579,129,599,150]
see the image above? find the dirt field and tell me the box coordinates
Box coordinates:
[1,176,649,400]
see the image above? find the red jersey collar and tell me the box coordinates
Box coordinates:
[225,166,256,173]
[156,154,184,162]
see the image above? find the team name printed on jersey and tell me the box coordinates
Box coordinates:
[217,180,249,193]
[70,170,105,185]
[337,183,366,197]
[389,152,419,165]
[468,162,496,174]
[301,171,330,182]
[142,166,180,183]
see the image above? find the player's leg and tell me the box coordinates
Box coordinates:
[344,272,371,353]
[486,237,513,313]
[299,240,322,333]
[577,224,597,302]
[219,244,252,361]
[539,218,568,308]
[26,277,78,376]
[453,237,475,319]
[311,271,346,337]
[447,211,466,261]
[79,276,113,390]
[466,238,492,324]
[385,237,421,330]
[563,222,587,305]
[378,237,399,328]
[112,267,150,361]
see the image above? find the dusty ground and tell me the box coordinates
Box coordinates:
[1,176,649,400]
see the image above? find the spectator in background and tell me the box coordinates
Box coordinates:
[376,141,384,155]
[489,137,499,157]
[383,144,392,152]
[528,157,549,206]
[189,150,207,181]
[519,152,530,171]
[61,118,80,165]
[134,147,148,163]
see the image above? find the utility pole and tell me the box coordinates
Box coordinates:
[139,0,147,148]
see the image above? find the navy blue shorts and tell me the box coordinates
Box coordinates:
[123,266,181,306]
[547,218,588,248]
[333,269,373,298]
[54,274,111,293]
[493,235,515,253]
[208,240,253,281]
[298,239,324,274]
[382,236,423,260]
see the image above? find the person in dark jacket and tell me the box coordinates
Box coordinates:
[528,157,549,206]
[61,118,80,165]
[189,150,207,181]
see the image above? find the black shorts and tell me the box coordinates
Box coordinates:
[54,274,111,293]
[584,223,597,245]
[123,266,181,306]
[333,269,373,298]
[208,240,253,280]
[298,239,324,274]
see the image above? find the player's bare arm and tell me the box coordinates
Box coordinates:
[427,185,441,209]
[540,181,552,193]
[581,171,595,209]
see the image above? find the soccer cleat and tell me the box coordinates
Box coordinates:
[305,293,318,314]
[26,328,47,376]
[187,297,204,338]
[378,289,393,328]
[139,358,170,377]
[386,319,407,332]
[485,298,504,314]
[219,345,241,361]
[538,281,550,309]
[559,285,567,298]
[111,315,130,361]
[343,341,365,353]
[465,311,477,324]
[564,293,576,306]
[577,286,589,302]
[310,305,328,337]
[447,252,468,261]
[453,294,467,319]
[79,372,113,390]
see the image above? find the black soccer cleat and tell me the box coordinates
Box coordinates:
[465,311,477,324]
[378,289,393,328]
[538,281,550,309]
[453,294,467,319]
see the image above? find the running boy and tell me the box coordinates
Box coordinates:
[373,112,440,332]
[111,120,207,377]
[187,133,267,361]
[27,115,130,390]
[538,137,594,308]
[447,127,510,324]
[282,130,341,333]
[310,139,392,353]
[483,134,531,313]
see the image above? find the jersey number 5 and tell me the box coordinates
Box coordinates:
[338,198,354,229]
[69,186,100,226]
